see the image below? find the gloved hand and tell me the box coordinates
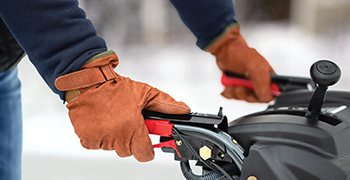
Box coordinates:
[207,26,275,103]
[54,51,191,162]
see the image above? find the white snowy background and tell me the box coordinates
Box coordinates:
[18,1,350,179]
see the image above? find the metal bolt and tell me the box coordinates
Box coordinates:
[247,176,257,180]
[176,140,182,146]
[232,139,238,144]
[199,146,212,160]
[219,153,225,159]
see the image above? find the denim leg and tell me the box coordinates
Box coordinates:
[0,67,22,180]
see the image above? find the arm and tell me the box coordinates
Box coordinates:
[169,0,237,49]
[0,0,107,100]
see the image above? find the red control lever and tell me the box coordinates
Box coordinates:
[144,119,181,157]
[221,73,281,96]
[153,140,181,158]
[144,119,173,137]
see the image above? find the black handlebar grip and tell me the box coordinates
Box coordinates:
[310,60,341,87]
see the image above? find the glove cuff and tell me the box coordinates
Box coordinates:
[204,24,250,56]
[203,23,240,52]
[54,51,120,102]
[82,50,118,67]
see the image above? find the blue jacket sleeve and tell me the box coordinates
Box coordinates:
[170,0,238,49]
[0,0,107,100]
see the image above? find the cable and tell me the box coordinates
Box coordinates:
[180,161,239,180]
[211,161,234,180]
[173,127,234,180]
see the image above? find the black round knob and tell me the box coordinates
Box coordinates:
[310,60,341,86]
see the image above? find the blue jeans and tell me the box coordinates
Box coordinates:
[0,67,22,180]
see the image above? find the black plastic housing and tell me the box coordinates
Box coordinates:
[228,90,350,180]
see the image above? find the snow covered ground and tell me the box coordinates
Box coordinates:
[18,22,350,179]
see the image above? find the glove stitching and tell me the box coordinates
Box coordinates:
[139,87,155,109]
[152,99,190,111]
[141,88,189,112]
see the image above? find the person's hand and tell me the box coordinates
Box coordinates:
[207,26,275,103]
[54,51,190,162]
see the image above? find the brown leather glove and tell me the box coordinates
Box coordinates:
[207,26,275,103]
[54,51,191,162]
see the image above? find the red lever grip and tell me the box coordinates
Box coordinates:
[221,73,281,96]
[144,119,173,137]
[144,119,181,157]
[153,140,181,158]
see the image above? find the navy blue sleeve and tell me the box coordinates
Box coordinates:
[0,0,107,100]
[170,0,237,49]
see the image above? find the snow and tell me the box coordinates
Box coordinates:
[18,22,350,179]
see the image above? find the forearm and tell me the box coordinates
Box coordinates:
[170,0,238,49]
[0,0,107,99]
